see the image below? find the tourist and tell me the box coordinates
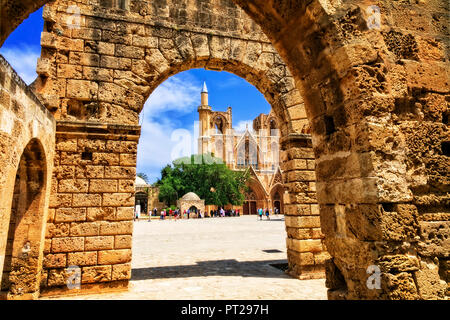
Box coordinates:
[187,209,190,219]
[153,207,157,217]
[258,208,263,220]
[265,208,270,220]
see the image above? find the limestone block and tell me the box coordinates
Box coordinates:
[51,237,84,253]
[112,263,131,281]
[114,235,132,249]
[75,165,104,179]
[98,249,132,265]
[191,34,210,59]
[72,193,102,207]
[103,193,134,207]
[104,166,136,179]
[115,44,145,59]
[86,207,116,222]
[56,138,77,152]
[287,238,323,253]
[78,139,107,152]
[285,215,321,228]
[105,141,137,153]
[54,208,87,223]
[83,66,114,82]
[89,179,118,193]
[132,35,158,48]
[66,79,98,101]
[69,222,100,237]
[81,265,112,283]
[119,153,137,166]
[92,152,119,165]
[118,179,134,193]
[116,207,134,221]
[100,221,133,235]
[43,254,67,268]
[57,37,84,52]
[58,179,89,193]
[46,223,70,238]
[72,27,102,41]
[69,52,100,67]
[100,55,132,70]
[67,251,97,266]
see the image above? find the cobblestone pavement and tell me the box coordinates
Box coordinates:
[43,215,327,300]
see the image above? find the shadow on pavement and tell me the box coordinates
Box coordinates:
[131,258,292,281]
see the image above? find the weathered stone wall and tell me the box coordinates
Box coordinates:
[1,0,448,300]
[237,0,449,299]
[0,55,55,299]
[40,121,138,295]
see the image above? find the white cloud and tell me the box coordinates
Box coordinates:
[0,45,40,85]
[140,74,201,119]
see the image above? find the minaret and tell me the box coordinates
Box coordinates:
[201,82,208,106]
[198,82,211,155]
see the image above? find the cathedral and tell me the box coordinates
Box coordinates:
[197,83,285,215]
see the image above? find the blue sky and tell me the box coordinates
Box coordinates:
[1,7,271,183]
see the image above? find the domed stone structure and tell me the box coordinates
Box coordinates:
[181,192,201,201]
[177,192,205,218]
[135,176,148,187]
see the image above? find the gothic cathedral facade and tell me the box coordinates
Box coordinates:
[197,83,285,215]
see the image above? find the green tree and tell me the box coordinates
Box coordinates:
[156,154,250,206]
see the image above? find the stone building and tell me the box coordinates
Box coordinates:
[134,176,164,215]
[198,83,287,215]
[0,0,448,300]
[177,192,206,218]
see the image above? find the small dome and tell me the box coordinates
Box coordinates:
[181,192,201,201]
[135,176,148,186]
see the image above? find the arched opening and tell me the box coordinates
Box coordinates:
[0,139,47,299]
[134,192,148,215]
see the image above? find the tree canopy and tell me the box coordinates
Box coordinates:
[156,154,250,207]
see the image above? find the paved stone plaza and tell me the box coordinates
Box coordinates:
[42,215,327,300]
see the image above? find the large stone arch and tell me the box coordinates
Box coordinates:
[0,0,448,300]
[31,0,324,298]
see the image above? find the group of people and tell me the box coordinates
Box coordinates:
[134,206,280,221]
[209,208,240,217]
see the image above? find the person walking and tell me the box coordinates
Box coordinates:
[258,208,263,220]
[265,208,270,220]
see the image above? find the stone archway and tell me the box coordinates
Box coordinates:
[33,0,325,297]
